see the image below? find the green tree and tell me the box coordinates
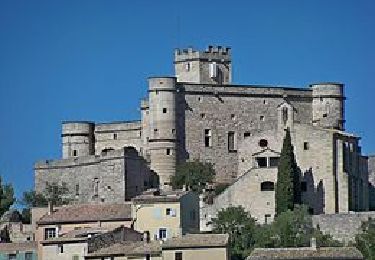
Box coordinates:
[355,218,375,260]
[213,206,257,260]
[19,183,71,224]
[171,160,215,193]
[275,128,301,215]
[0,176,15,217]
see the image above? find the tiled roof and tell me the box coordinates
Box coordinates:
[0,242,37,253]
[37,203,132,224]
[162,234,229,249]
[86,241,162,258]
[132,189,190,203]
[247,247,363,260]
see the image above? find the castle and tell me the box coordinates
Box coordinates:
[35,45,370,224]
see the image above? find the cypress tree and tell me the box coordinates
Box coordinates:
[275,128,301,215]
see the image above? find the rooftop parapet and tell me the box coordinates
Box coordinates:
[174,45,231,62]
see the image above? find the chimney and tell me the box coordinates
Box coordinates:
[48,201,53,215]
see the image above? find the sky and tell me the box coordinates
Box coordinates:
[0,0,374,201]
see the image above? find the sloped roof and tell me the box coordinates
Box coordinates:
[132,189,190,203]
[86,241,162,258]
[247,247,363,260]
[37,203,132,225]
[0,242,37,253]
[162,233,229,249]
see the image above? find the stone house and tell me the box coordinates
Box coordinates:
[0,242,37,260]
[131,189,199,241]
[40,226,142,260]
[84,233,230,260]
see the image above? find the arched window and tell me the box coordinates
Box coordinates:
[261,181,275,191]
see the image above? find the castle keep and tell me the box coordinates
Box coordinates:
[35,46,370,223]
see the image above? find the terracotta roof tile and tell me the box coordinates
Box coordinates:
[0,242,37,253]
[37,203,132,224]
[162,234,229,249]
[86,241,162,257]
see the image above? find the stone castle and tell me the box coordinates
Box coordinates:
[35,45,371,224]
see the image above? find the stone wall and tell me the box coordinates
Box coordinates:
[35,147,151,204]
[179,84,313,183]
[312,212,375,243]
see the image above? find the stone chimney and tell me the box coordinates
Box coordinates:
[48,201,53,215]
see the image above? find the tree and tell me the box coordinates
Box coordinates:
[355,218,375,260]
[0,176,15,217]
[171,160,215,193]
[19,183,71,224]
[275,128,301,215]
[213,206,257,260]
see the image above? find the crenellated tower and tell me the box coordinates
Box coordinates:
[148,77,178,188]
[174,45,232,84]
[62,121,95,158]
[311,83,345,130]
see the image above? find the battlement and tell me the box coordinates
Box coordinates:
[174,45,231,63]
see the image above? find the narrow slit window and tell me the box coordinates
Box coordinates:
[228,131,236,152]
[204,129,212,147]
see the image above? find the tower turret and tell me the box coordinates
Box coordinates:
[174,45,232,84]
[148,77,178,188]
[311,83,345,130]
[62,121,95,158]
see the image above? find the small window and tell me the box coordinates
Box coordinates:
[301,181,307,192]
[304,142,309,150]
[185,62,190,71]
[175,252,183,260]
[159,228,167,240]
[25,253,33,260]
[323,113,327,118]
[261,181,275,191]
[200,113,205,118]
[75,184,79,196]
[228,131,236,152]
[260,115,265,121]
[259,139,268,148]
[44,228,56,240]
[146,254,151,260]
[263,100,267,104]
[163,108,167,113]
[244,132,251,138]
[166,208,171,215]
[204,129,212,147]
[113,133,117,140]
[269,157,280,168]
[72,150,77,157]
[172,129,176,134]
[256,157,267,168]
[231,114,236,120]
[166,149,171,155]
[7,254,16,260]
[265,214,271,224]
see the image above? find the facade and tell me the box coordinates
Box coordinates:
[132,189,199,241]
[0,210,33,242]
[34,45,370,220]
[40,226,142,260]
[0,242,37,260]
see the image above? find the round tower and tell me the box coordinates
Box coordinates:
[311,83,345,130]
[62,121,95,158]
[148,77,177,188]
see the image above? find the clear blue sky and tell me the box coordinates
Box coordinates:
[0,0,374,200]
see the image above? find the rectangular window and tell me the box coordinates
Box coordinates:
[265,214,271,224]
[166,208,171,215]
[25,253,33,260]
[163,108,167,113]
[204,129,212,147]
[166,149,171,155]
[75,184,79,196]
[44,227,56,240]
[8,254,16,260]
[304,142,309,150]
[159,228,167,240]
[72,256,79,260]
[72,150,77,156]
[244,132,251,138]
[256,157,267,168]
[269,157,280,168]
[175,252,183,260]
[228,131,236,152]
[113,133,117,140]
